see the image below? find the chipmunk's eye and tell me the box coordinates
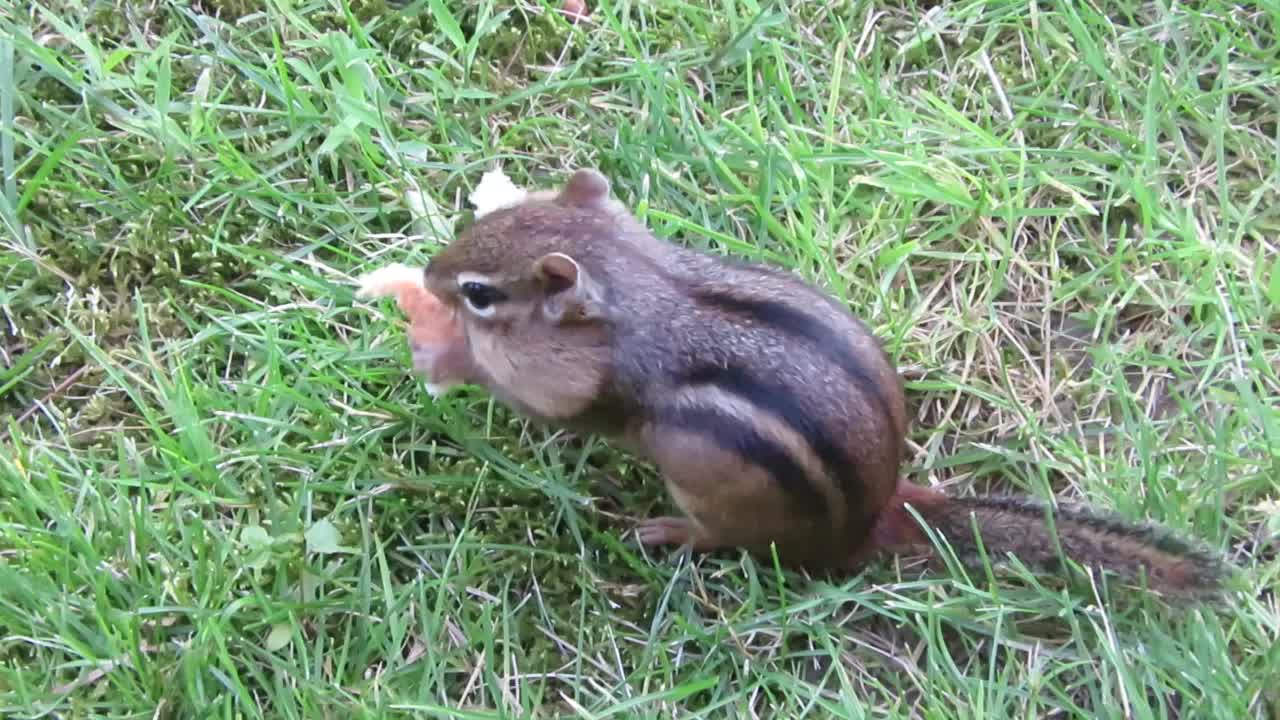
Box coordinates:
[459,280,506,317]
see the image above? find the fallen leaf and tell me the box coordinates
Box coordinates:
[304,519,348,554]
[241,525,271,550]
[266,623,292,651]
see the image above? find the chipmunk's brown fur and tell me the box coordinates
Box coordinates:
[419,168,1229,598]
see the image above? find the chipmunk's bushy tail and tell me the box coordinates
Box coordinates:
[873,484,1230,598]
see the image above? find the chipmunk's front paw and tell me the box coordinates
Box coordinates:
[636,516,697,546]
[636,516,726,553]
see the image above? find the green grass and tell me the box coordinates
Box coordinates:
[2,0,1278,717]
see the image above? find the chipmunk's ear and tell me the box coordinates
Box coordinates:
[533,252,606,324]
[556,169,611,208]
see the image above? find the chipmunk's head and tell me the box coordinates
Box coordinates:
[423,168,618,330]
[421,169,619,421]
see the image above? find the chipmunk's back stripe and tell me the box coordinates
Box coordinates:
[691,291,891,425]
[680,364,861,511]
[660,403,826,512]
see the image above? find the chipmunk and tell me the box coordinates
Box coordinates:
[414,168,1229,598]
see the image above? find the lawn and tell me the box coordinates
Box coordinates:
[2,0,1278,717]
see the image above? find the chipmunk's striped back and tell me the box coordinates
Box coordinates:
[582,236,907,567]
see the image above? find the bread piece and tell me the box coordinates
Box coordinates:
[356,263,468,396]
